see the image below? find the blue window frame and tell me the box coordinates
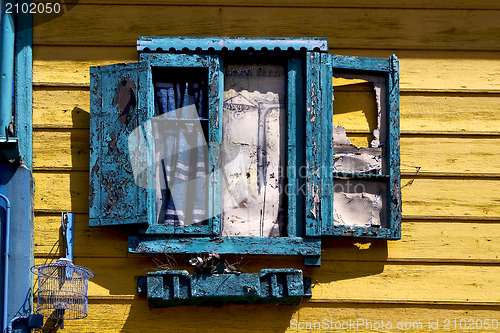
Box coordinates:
[89,37,400,267]
[320,54,402,239]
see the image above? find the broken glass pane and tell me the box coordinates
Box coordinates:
[332,74,387,174]
[333,180,387,228]
[333,74,389,228]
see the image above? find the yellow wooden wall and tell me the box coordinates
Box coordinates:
[32,1,500,332]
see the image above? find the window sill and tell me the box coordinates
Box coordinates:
[129,236,321,256]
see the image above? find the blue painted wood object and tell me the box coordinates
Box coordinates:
[319,54,333,238]
[388,54,402,239]
[89,62,154,227]
[286,57,304,238]
[320,54,401,240]
[90,38,326,266]
[138,268,310,307]
[137,37,328,53]
[137,52,222,236]
[129,236,321,256]
[305,52,322,237]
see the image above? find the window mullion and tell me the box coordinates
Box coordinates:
[304,52,323,237]
[286,57,303,237]
[209,54,223,236]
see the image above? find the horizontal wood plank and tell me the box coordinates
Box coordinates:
[34,214,500,263]
[400,136,500,175]
[401,94,500,134]
[33,86,500,134]
[45,301,500,333]
[304,262,500,304]
[294,305,500,332]
[400,177,500,218]
[33,0,500,9]
[33,172,500,218]
[33,172,89,213]
[33,257,500,303]
[33,46,500,92]
[33,129,89,170]
[33,46,137,87]
[33,6,500,50]
[33,87,90,128]
[33,128,500,175]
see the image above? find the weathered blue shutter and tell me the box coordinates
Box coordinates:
[321,54,401,239]
[301,52,325,266]
[387,55,402,239]
[304,52,323,238]
[89,62,154,226]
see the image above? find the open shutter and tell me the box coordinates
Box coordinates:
[89,62,154,226]
[321,53,401,239]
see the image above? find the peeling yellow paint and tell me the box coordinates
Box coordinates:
[354,242,372,250]
[333,77,369,87]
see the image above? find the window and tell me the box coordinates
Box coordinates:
[321,54,402,239]
[89,37,401,267]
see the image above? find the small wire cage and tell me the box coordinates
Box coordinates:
[31,258,95,320]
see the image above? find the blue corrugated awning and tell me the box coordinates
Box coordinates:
[137,36,328,53]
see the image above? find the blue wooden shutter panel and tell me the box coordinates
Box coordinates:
[321,54,401,239]
[89,62,154,227]
[89,55,223,236]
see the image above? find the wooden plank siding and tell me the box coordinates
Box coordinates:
[33,87,500,134]
[31,0,500,9]
[33,130,500,175]
[43,302,500,333]
[31,1,500,331]
[32,6,500,51]
[32,255,499,303]
[33,47,500,91]
[34,215,500,263]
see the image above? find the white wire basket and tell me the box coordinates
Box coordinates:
[31,258,95,320]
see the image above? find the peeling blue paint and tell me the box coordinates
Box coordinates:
[321,54,401,239]
[129,236,321,256]
[139,269,309,307]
